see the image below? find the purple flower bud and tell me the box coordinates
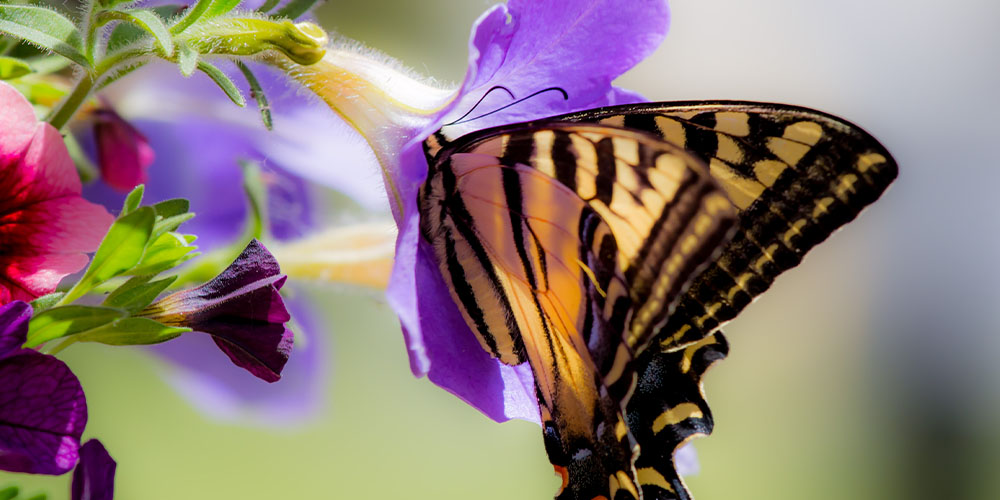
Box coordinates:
[0,301,88,475]
[71,439,116,500]
[93,107,155,193]
[141,240,293,382]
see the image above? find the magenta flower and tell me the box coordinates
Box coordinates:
[0,82,114,304]
[140,240,293,383]
[93,106,155,193]
[71,439,116,500]
[280,0,669,423]
[0,301,88,475]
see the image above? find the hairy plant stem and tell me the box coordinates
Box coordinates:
[46,74,95,130]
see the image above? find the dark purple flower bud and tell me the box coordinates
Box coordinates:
[93,107,155,193]
[0,301,88,475]
[71,439,116,500]
[141,240,293,382]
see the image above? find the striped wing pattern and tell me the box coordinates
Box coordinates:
[558,101,899,351]
[419,101,896,500]
[626,332,728,500]
[420,123,737,500]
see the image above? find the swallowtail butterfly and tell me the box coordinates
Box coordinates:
[418,100,896,499]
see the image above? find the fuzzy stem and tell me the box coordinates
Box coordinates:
[46,74,95,130]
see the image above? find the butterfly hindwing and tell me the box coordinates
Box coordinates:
[627,332,729,500]
[420,122,738,500]
[554,101,898,351]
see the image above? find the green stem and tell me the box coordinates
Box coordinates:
[46,74,95,131]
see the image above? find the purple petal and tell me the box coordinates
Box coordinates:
[386,0,669,423]
[208,317,293,383]
[197,239,282,299]
[675,442,700,477]
[414,242,539,423]
[143,241,293,382]
[443,0,668,138]
[81,64,320,249]
[71,439,116,500]
[0,351,87,474]
[148,296,326,424]
[0,300,32,359]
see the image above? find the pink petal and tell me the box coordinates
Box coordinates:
[0,82,40,161]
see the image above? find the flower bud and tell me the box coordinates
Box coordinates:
[140,240,293,382]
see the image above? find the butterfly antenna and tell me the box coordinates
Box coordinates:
[443,85,516,126]
[444,86,569,127]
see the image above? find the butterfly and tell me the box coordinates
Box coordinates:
[418,100,897,500]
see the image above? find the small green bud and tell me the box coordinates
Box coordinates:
[179,18,328,65]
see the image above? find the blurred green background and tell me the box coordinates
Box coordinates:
[4,0,1000,498]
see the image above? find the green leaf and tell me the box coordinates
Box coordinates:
[106,18,146,54]
[0,56,30,79]
[204,0,242,19]
[236,61,272,130]
[98,9,174,57]
[256,0,281,13]
[238,160,268,239]
[150,198,189,219]
[101,0,138,9]
[0,486,18,500]
[169,0,212,35]
[60,317,189,348]
[122,184,145,215]
[25,306,127,347]
[177,42,197,77]
[150,198,193,240]
[61,206,156,304]
[26,55,73,75]
[0,5,87,68]
[103,275,177,314]
[152,212,195,240]
[29,292,65,315]
[197,60,244,107]
[273,0,322,20]
[127,231,198,276]
[96,59,145,90]
[24,494,46,500]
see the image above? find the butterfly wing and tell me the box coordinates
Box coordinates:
[550,101,897,499]
[627,332,729,500]
[420,122,738,499]
[558,101,898,351]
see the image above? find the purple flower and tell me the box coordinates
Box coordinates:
[277,0,669,423]
[93,106,155,193]
[0,301,88,475]
[71,439,116,500]
[80,62,337,422]
[80,65,324,249]
[140,240,293,383]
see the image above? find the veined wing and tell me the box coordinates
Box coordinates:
[419,122,737,499]
[556,101,898,350]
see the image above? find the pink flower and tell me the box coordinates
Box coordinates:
[93,107,155,192]
[0,82,114,304]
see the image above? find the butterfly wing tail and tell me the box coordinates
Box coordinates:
[627,332,730,500]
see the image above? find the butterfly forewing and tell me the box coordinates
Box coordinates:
[557,101,898,351]
[420,122,737,500]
